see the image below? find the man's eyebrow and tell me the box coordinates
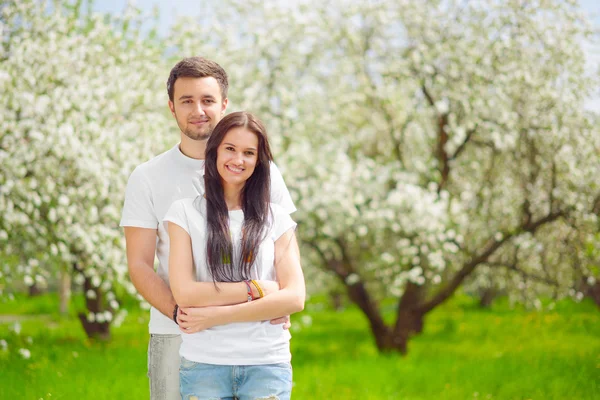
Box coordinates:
[178,95,193,100]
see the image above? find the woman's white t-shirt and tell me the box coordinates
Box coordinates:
[163,196,296,365]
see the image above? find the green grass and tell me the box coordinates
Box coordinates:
[0,293,598,399]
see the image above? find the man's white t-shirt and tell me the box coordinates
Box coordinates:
[120,144,296,334]
[163,197,296,365]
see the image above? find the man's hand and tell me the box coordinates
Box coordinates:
[270,315,291,330]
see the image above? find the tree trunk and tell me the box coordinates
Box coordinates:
[369,282,427,354]
[478,287,497,308]
[75,264,110,340]
[28,282,42,297]
[581,279,600,309]
[373,310,424,354]
[396,282,425,334]
[329,290,344,311]
[59,269,71,316]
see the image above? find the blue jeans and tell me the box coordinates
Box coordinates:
[179,357,293,400]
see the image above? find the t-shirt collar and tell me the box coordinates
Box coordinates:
[174,144,206,169]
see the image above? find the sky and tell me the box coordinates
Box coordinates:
[93,0,600,110]
[93,0,600,35]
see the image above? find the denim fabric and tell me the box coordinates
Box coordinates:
[180,357,293,400]
[148,334,182,400]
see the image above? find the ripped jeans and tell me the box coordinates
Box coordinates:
[179,357,293,400]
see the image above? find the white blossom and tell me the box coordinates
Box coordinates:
[18,348,31,359]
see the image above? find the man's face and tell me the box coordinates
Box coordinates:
[168,76,228,141]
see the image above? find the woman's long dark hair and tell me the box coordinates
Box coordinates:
[203,111,273,282]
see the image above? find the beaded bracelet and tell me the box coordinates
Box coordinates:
[243,280,254,302]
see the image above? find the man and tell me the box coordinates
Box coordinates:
[120,57,295,400]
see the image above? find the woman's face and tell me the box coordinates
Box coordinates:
[216,126,259,189]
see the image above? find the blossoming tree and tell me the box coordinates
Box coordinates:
[2,0,598,353]
[0,0,170,338]
[168,0,600,353]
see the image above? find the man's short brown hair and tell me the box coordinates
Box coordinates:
[167,57,228,102]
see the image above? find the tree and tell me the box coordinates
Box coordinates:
[169,0,600,353]
[0,0,170,338]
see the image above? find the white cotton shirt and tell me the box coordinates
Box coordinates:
[119,144,295,334]
[163,197,296,365]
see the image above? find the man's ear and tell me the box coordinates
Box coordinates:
[221,98,229,115]
[168,100,176,116]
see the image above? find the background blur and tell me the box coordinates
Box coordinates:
[1,0,599,399]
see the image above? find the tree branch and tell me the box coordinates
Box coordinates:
[449,126,477,161]
[422,84,450,193]
[485,262,563,288]
[417,210,565,314]
[307,237,389,338]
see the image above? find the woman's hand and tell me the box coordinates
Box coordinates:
[177,306,224,334]
[177,305,291,332]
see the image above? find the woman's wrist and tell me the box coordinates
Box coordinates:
[249,280,260,299]
[250,279,265,300]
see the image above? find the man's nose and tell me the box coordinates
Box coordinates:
[193,102,205,115]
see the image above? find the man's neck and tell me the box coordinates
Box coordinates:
[179,134,206,160]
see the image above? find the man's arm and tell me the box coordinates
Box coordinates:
[125,227,176,318]
[178,229,305,332]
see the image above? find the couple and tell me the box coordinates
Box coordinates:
[120,57,305,400]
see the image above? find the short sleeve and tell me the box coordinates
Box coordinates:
[163,200,191,235]
[120,167,158,229]
[269,162,297,215]
[271,204,297,241]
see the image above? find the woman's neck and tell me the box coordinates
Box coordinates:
[222,183,243,210]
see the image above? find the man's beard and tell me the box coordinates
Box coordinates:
[182,122,212,141]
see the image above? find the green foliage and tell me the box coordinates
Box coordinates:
[0,294,598,399]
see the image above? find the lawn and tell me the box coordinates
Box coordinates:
[0,293,598,399]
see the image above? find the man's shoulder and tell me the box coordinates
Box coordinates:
[268,202,288,218]
[132,146,177,176]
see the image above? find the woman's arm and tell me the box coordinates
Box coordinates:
[178,228,305,333]
[167,222,278,307]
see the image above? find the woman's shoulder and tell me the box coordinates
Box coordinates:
[167,196,206,218]
[169,196,195,211]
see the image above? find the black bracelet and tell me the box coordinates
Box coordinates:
[172,304,179,325]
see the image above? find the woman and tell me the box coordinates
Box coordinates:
[164,111,305,400]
